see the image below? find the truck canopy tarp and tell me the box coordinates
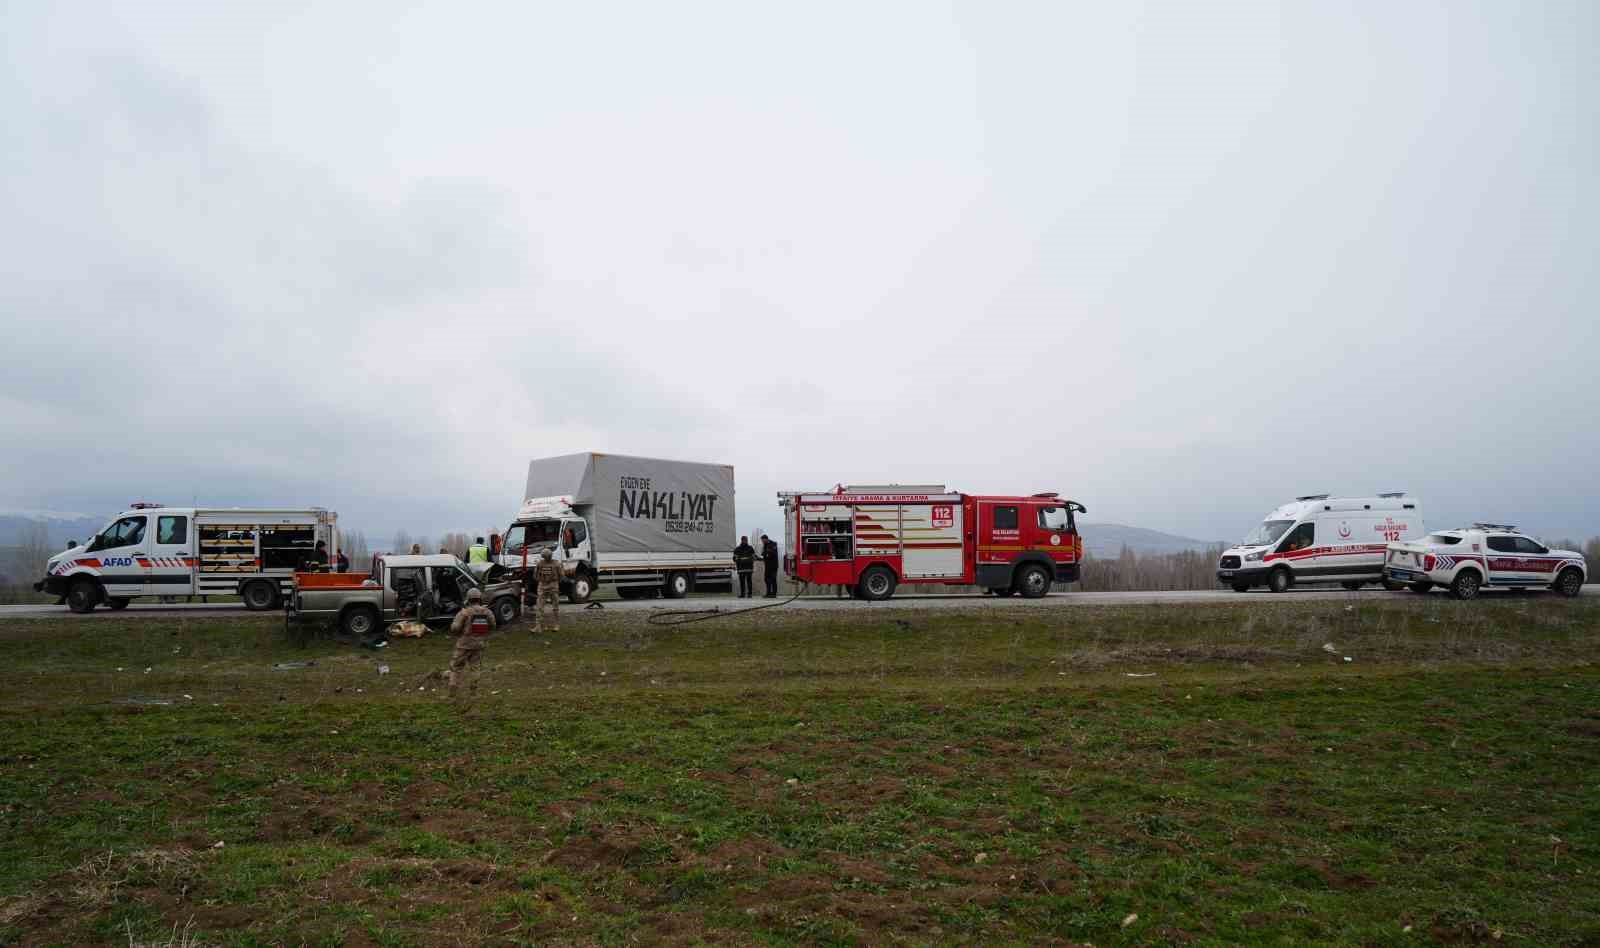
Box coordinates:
[524,453,735,555]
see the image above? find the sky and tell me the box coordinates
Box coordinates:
[1,0,1596,546]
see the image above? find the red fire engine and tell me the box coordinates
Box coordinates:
[780,484,1086,600]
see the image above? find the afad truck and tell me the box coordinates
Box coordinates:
[36,503,338,613]
[498,453,735,602]
[780,485,1087,600]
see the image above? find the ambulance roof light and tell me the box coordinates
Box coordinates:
[1296,494,1329,501]
[1376,491,1407,498]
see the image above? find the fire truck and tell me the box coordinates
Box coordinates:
[779,485,1086,600]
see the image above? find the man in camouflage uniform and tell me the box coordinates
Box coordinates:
[533,548,562,634]
[446,587,496,703]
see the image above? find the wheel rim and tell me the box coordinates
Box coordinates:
[70,585,92,609]
[673,576,687,595]
[576,578,592,598]
[1562,571,1580,595]
[1025,569,1047,595]
[349,612,372,635]
[1459,576,1478,598]
[247,585,270,607]
[867,574,889,595]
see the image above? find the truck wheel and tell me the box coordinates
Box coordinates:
[66,577,101,614]
[1409,581,1433,594]
[1450,571,1481,601]
[858,566,897,601]
[1016,564,1050,599]
[341,605,381,639]
[1266,567,1292,594]
[1555,567,1584,598]
[567,573,594,604]
[1230,582,1251,593]
[242,580,279,612]
[662,571,690,599]
[107,598,131,610]
[492,596,519,626]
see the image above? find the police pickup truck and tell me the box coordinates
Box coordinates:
[288,554,522,638]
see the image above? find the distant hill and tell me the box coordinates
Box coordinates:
[0,512,106,547]
[1078,522,1223,558]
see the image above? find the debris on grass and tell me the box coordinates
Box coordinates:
[1125,673,1156,678]
[273,661,316,670]
[1122,912,1139,927]
[974,852,988,864]
[1322,643,1337,653]
[378,665,390,675]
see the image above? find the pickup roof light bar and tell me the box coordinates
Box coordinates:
[1472,522,1518,533]
[1376,491,1407,498]
[1296,494,1329,501]
[128,501,165,509]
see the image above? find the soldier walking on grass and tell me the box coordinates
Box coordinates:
[533,548,561,634]
[447,587,496,703]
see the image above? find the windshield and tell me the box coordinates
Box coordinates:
[1242,520,1294,546]
[502,520,563,555]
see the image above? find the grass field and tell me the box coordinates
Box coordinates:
[1,596,1597,946]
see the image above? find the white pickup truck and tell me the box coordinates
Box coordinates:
[1384,524,1587,600]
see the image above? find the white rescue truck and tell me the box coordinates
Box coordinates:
[35,503,338,613]
[1217,493,1424,593]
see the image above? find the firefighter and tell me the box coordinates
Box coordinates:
[533,548,561,634]
[760,534,780,598]
[469,537,489,564]
[302,540,330,572]
[446,587,496,704]
[733,535,756,598]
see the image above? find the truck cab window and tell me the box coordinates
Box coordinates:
[566,520,588,547]
[1485,536,1518,553]
[157,516,188,545]
[1037,506,1072,531]
[994,506,1018,530]
[1278,522,1314,552]
[96,516,147,550]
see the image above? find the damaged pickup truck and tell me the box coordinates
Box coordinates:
[287,553,523,639]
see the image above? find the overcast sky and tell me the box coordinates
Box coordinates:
[2,0,1595,545]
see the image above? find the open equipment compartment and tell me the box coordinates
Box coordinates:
[198,523,258,574]
[798,503,854,561]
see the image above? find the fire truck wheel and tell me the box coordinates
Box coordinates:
[989,587,1014,597]
[1016,564,1050,599]
[662,571,690,599]
[1266,567,1293,594]
[107,597,131,610]
[858,566,897,601]
[1555,567,1584,598]
[66,577,101,614]
[242,580,280,611]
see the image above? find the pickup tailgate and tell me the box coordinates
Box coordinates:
[1385,543,1431,573]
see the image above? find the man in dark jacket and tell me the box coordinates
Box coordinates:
[760,534,780,598]
[733,536,756,598]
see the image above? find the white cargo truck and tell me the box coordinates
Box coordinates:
[35,503,338,613]
[498,453,735,602]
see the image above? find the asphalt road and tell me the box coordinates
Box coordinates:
[3,585,1593,619]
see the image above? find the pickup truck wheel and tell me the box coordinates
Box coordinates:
[492,596,519,626]
[1266,567,1292,594]
[66,577,101,614]
[341,605,380,639]
[858,566,897,601]
[1016,564,1051,599]
[662,572,690,599]
[107,597,131,610]
[1230,582,1251,593]
[242,580,279,612]
[567,573,593,604]
[1555,567,1584,598]
[1450,571,1481,601]
[1408,581,1433,594]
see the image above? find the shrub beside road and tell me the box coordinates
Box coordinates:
[1,598,1597,944]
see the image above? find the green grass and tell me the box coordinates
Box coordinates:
[1,596,1598,944]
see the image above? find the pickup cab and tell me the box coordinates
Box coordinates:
[287,553,523,638]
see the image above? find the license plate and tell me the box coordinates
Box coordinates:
[1220,570,1233,577]
[1389,569,1411,580]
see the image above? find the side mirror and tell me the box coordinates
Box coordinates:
[66,540,78,550]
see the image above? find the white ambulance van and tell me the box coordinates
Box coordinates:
[1216,493,1423,593]
[34,503,338,613]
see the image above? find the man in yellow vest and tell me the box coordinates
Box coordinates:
[468,537,489,564]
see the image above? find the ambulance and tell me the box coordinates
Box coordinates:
[34,503,338,613]
[1216,493,1423,593]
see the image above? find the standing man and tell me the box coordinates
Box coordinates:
[469,537,489,564]
[303,540,330,571]
[533,548,562,634]
[760,534,780,598]
[446,587,495,705]
[336,549,350,573]
[733,535,756,598]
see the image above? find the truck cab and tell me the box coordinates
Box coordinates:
[499,495,595,602]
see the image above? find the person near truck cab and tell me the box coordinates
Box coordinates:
[303,540,329,572]
[734,536,756,598]
[760,535,779,598]
[533,549,561,634]
[469,538,489,563]
[446,587,496,704]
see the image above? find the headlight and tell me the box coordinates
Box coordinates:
[1245,551,1264,562]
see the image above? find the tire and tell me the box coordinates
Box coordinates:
[242,580,279,612]
[662,571,690,600]
[1230,583,1251,593]
[1555,567,1584,598]
[107,597,131,610]
[988,587,1015,597]
[857,565,897,601]
[1409,581,1433,594]
[1381,580,1405,591]
[1266,567,1292,594]
[567,572,594,604]
[1016,563,1051,599]
[66,577,101,614]
[1450,571,1481,601]
[492,596,519,626]
[1340,581,1362,591]
[341,605,381,639]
